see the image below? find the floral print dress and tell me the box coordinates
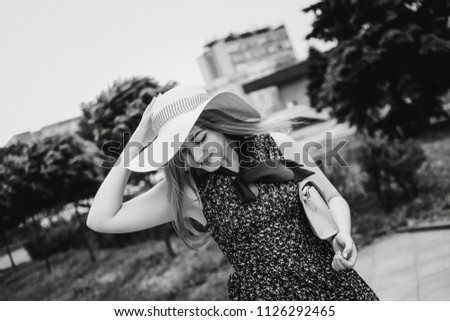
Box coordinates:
[191,133,379,301]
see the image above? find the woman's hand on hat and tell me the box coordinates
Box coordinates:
[139,93,161,129]
[144,93,162,117]
[131,93,161,144]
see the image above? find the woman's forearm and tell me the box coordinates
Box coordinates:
[86,130,153,228]
[328,196,352,235]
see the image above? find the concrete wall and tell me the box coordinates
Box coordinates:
[247,86,284,117]
[278,78,310,107]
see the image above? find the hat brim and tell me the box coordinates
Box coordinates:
[125,91,260,173]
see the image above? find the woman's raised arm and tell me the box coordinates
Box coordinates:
[86,95,179,233]
[86,129,204,234]
[86,125,168,232]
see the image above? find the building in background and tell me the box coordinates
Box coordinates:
[242,60,330,119]
[197,25,297,95]
[6,116,81,146]
[196,24,329,122]
[196,24,339,146]
[241,60,351,151]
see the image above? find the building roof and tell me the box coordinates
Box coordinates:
[40,115,81,131]
[5,131,33,146]
[204,24,285,48]
[242,60,308,93]
[5,116,81,147]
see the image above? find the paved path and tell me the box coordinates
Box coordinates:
[0,247,31,271]
[354,228,450,300]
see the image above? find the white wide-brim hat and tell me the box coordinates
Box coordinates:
[125,84,261,172]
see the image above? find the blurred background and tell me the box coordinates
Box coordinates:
[1,0,449,300]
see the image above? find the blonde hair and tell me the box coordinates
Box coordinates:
[163,108,309,250]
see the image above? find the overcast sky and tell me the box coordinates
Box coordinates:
[0,0,326,146]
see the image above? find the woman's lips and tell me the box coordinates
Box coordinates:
[203,153,213,165]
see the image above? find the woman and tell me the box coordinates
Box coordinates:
[87,84,379,301]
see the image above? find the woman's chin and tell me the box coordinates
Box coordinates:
[202,159,223,172]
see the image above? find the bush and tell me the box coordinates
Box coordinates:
[320,135,367,203]
[24,223,80,260]
[24,215,177,260]
[355,132,427,211]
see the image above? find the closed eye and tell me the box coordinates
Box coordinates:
[195,134,207,145]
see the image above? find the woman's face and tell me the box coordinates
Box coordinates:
[182,125,232,172]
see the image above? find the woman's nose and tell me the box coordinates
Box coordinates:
[192,147,205,163]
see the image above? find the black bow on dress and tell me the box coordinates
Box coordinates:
[214,158,315,203]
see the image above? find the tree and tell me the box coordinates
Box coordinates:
[307,47,329,109]
[78,76,177,184]
[24,138,64,272]
[0,143,31,222]
[304,0,450,139]
[0,143,29,270]
[38,134,101,203]
[54,135,102,263]
[30,134,102,264]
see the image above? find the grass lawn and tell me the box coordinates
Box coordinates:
[0,236,232,300]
